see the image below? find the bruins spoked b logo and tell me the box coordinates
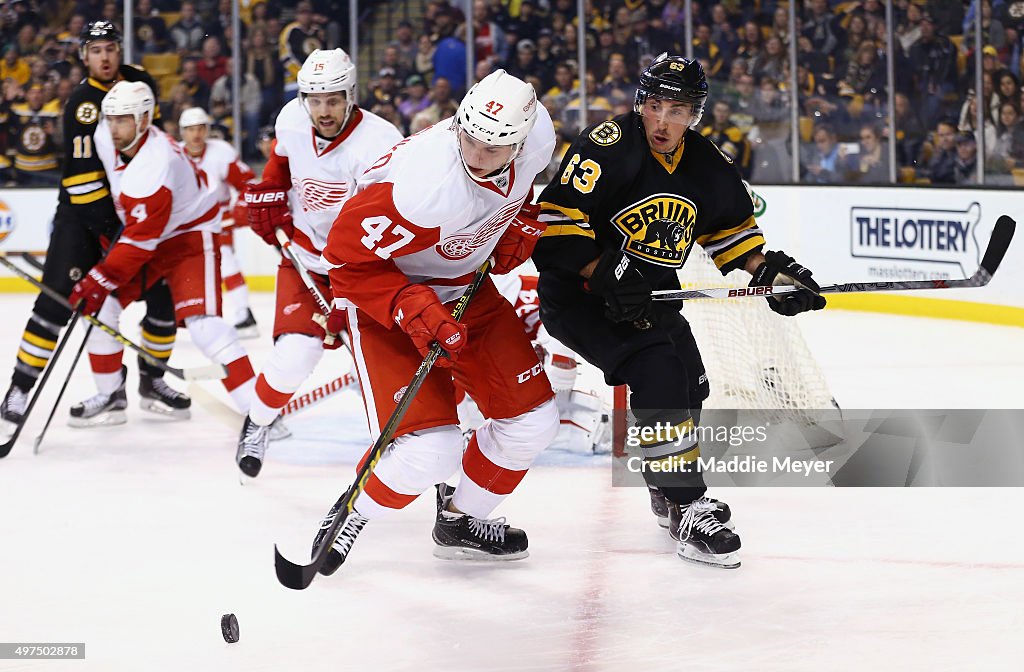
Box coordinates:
[611,193,696,266]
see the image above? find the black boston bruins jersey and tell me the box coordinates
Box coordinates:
[59,64,162,219]
[535,113,763,290]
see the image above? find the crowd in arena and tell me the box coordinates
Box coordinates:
[2,0,1022,187]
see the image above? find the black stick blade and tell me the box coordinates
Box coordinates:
[274,545,319,590]
[981,215,1016,276]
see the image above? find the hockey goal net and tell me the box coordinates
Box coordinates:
[609,246,838,456]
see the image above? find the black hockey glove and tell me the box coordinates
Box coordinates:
[587,250,653,323]
[749,250,827,316]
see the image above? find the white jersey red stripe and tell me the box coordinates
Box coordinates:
[264,100,404,275]
[187,137,254,226]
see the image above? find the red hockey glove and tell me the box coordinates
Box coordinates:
[392,285,467,367]
[490,203,547,275]
[322,306,347,350]
[69,267,118,316]
[244,180,292,245]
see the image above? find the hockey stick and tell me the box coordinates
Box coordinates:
[32,326,91,454]
[274,228,352,350]
[0,254,227,381]
[274,260,492,590]
[20,252,45,272]
[0,313,82,458]
[651,215,1016,303]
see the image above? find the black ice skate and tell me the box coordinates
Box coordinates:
[650,487,733,530]
[139,372,191,419]
[234,309,259,340]
[432,483,529,561]
[1,384,29,426]
[236,415,269,478]
[669,497,741,569]
[311,489,368,576]
[68,366,128,428]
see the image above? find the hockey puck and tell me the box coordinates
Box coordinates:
[220,613,239,643]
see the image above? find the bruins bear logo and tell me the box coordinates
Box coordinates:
[76,102,99,124]
[611,193,696,266]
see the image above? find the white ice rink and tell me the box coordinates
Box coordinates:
[1,292,1022,672]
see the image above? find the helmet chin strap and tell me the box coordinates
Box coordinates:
[301,93,353,140]
[121,115,150,154]
[454,125,522,184]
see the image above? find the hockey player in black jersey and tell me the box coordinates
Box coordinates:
[534,54,826,568]
[0,21,189,436]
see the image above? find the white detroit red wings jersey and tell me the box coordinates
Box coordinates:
[94,120,222,251]
[323,104,555,303]
[492,272,541,340]
[264,100,404,275]
[188,137,254,224]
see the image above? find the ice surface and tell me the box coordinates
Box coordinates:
[0,293,1022,671]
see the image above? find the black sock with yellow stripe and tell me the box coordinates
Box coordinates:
[634,409,708,504]
[12,312,62,393]
[138,315,176,379]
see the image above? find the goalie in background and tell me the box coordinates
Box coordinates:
[532,53,826,569]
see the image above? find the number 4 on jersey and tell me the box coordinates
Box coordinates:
[360,216,413,259]
[130,202,148,222]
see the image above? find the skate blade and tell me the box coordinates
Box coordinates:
[432,546,529,562]
[677,544,741,570]
[67,410,127,428]
[656,515,669,529]
[234,325,260,340]
[139,399,191,420]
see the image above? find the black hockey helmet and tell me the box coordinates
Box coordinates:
[79,20,122,60]
[634,53,708,127]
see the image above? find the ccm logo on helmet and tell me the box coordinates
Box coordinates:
[244,191,286,204]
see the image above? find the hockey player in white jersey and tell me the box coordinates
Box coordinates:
[234,49,403,478]
[178,107,260,338]
[313,70,559,572]
[68,82,257,414]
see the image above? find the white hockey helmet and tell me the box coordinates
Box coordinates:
[455,69,538,181]
[297,48,357,130]
[178,106,211,128]
[101,80,155,151]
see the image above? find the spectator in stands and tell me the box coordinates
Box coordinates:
[751,35,787,82]
[796,33,830,78]
[472,0,508,66]
[506,38,542,88]
[841,40,886,98]
[996,69,1020,112]
[511,0,543,42]
[893,91,926,169]
[898,1,924,55]
[924,119,959,183]
[958,91,998,155]
[415,34,436,82]
[433,23,467,94]
[770,5,791,47]
[542,61,575,116]
[709,4,739,58]
[534,28,558,88]
[388,20,418,73]
[210,60,261,157]
[750,75,792,182]
[379,45,411,88]
[397,73,430,125]
[598,54,633,107]
[954,130,979,184]
[803,123,844,183]
[844,123,889,184]
[561,70,612,136]
[197,36,227,88]
[702,99,752,180]
[409,75,457,133]
[280,0,324,101]
[7,82,60,186]
[244,27,283,128]
[100,1,120,31]
[0,46,29,86]
[909,13,957,129]
[989,100,1024,171]
[179,57,210,110]
[838,13,870,72]
[692,23,725,81]
[132,0,167,55]
[735,20,764,66]
[362,67,400,109]
[803,0,843,57]
[169,1,205,55]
